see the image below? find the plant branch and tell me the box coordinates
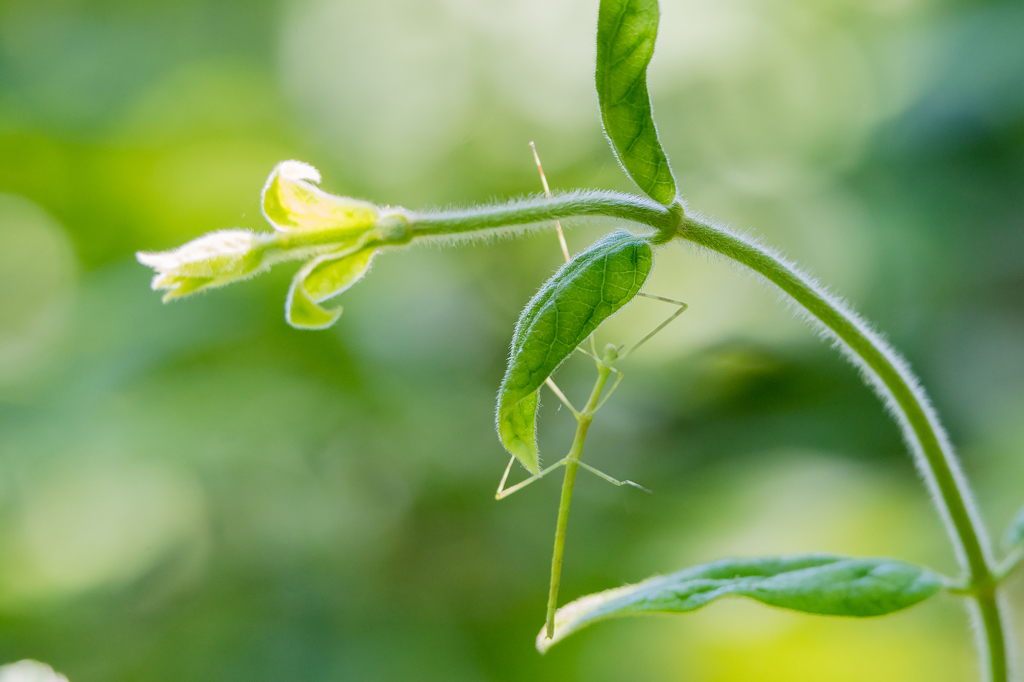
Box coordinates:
[676,211,1009,682]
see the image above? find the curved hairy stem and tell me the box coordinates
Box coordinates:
[677,212,1009,682]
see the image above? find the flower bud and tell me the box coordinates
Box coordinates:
[136,229,263,301]
[138,161,396,320]
[262,160,379,233]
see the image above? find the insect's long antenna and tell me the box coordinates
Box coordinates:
[530,141,571,263]
[544,377,580,418]
[531,142,599,358]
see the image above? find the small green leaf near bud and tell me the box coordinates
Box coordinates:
[262,160,379,233]
[285,235,378,330]
[497,229,652,473]
[538,554,944,652]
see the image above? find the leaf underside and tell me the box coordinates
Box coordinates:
[496,229,652,474]
[596,0,677,205]
[538,554,944,652]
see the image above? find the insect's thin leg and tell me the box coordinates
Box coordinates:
[620,294,688,360]
[574,345,616,372]
[495,455,515,498]
[637,292,688,305]
[577,461,652,494]
[574,347,621,412]
[544,377,580,418]
[577,342,621,373]
[592,367,624,413]
[496,457,570,500]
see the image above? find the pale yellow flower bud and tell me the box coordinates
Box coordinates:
[136,229,263,301]
[262,160,379,233]
[0,660,69,682]
[138,161,402,320]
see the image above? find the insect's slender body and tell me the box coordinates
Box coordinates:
[546,344,618,637]
[493,292,685,638]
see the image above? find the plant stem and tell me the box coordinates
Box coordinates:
[677,212,1009,682]
[547,347,617,638]
[410,190,673,239]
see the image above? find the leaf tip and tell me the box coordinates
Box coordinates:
[496,397,540,475]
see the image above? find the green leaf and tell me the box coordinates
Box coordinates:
[1003,505,1024,549]
[538,554,944,652]
[496,230,652,473]
[286,244,377,330]
[596,0,676,206]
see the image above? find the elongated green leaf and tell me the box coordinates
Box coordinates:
[596,0,676,205]
[538,554,944,652]
[496,230,652,473]
[1003,505,1024,549]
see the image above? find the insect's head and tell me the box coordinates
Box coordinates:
[603,343,619,364]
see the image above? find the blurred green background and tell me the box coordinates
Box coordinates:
[1,0,1023,679]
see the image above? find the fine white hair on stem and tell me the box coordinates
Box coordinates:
[967,593,1015,682]
[408,213,648,250]
[408,189,671,246]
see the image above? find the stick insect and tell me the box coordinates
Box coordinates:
[495,144,688,640]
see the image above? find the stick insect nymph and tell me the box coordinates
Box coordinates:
[495,143,688,640]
